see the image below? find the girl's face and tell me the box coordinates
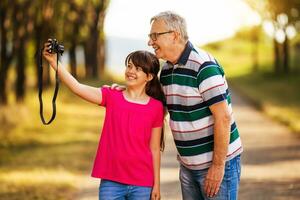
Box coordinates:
[125,59,152,88]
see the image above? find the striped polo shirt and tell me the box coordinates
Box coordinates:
[160,41,243,170]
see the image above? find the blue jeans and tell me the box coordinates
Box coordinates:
[180,155,241,200]
[99,179,152,200]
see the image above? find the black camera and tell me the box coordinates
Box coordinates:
[47,38,64,55]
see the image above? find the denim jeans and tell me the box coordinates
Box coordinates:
[180,155,241,200]
[99,179,152,200]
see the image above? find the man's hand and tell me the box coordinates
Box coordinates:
[102,83,126,91]
[205,101,230,197]
[204,164,225,198]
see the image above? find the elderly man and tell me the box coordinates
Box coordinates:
[148,11,243,200]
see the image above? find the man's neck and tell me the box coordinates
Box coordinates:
[168,41,187,64]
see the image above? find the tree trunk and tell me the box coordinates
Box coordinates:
[84,32,98,78]
[0,3,14,105]
[83,1,108,79]
[34,25,43,89]
[69,43,77,78]
[252,38,259,72]
[15,39,26,102]
[97,10,106,78]
[14,0,32,103]
[273,38,281,74]
[282,34,289,74]
[251,26,260,72]
[98,36,106,77]
[0,59,9,104]
[34,0,54,89]
[0,9,9,104]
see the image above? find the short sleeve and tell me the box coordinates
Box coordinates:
[197,63,227,107]
[99,87,110,106]
[152,102,164,128]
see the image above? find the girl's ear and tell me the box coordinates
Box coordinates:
[147,74,153,82]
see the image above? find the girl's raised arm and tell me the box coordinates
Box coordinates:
[42,42,102,105]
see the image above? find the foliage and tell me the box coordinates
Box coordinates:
[203,29,300,134]
[0,0,110,105]
[244,0,300,74]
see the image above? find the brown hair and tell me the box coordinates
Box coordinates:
[125,50,166,151]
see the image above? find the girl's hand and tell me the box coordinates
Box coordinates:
[151,185,160,200]
[42,40,57,70]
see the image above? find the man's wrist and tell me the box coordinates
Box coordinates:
[212,161,226,168]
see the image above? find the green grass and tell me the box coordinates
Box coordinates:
[229,73,300,133]
[203,35,300,134]
[0,77,116,199]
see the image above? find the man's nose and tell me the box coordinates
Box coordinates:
[147,38,153,46]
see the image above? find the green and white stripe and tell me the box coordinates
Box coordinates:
[160,41,242,170]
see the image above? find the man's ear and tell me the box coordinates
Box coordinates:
[173,31,180,42]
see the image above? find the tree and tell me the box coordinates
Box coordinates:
[83,0,109,79]
[61,0,85,78]
[0,0,32,103]
[245,0,300,74]
[0,0,110,105]
[0,1,14,104]
[14,0,32,102]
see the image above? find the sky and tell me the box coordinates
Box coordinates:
[104,0,261,45]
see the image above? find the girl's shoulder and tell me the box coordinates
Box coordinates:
[101,87,123,101]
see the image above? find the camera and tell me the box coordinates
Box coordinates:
[47,38,64,55]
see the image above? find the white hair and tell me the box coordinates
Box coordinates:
[150,11,189,42]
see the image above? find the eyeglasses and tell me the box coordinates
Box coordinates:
[148,31,173,41]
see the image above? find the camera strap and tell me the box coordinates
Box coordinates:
[38,48,60,125]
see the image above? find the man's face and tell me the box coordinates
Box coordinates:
[148,19,174,61]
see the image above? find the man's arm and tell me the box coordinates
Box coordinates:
[204,100,231,197]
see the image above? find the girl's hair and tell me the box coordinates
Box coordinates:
[150,11,188,42]
[125,50,166,151]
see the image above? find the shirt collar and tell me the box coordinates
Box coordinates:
[167,41,193,66]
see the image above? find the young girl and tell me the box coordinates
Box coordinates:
[43,43,165,200]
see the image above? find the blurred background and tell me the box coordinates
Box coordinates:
[0,0,299,199]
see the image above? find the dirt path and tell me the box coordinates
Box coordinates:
[75,90,300,200]
[232,90,300,200]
